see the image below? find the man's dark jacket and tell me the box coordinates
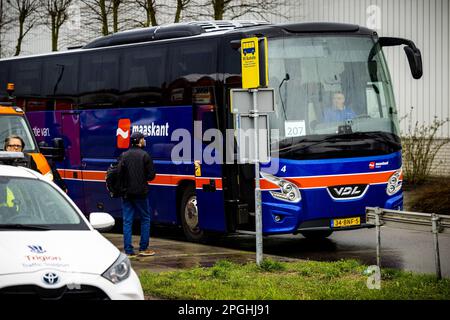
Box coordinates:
[119,146,155,198]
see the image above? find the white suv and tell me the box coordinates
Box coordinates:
[0,164,144,300]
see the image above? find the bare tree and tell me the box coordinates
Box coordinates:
[0,0,14,57]
[81,0,111,35]
[80,0,134,35]
[209,0,284,20]
[134,0,158,27]
[40,0,73,51]
[8,0,40,56]
[129,0,190,27]
[174,0,190,23]
[111,0,123,32]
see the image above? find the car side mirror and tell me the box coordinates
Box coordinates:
[404,46,423,79]
[89,212,115,232]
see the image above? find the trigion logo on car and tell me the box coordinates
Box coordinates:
[28,245,46,254]
[369,162,375,170]
[117,118,131,149]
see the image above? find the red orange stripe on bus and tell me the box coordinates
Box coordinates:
[195,177,223,189]
[57,169,397,192]
[57,169,196,186]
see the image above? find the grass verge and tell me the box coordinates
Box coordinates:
[139,259,450,300]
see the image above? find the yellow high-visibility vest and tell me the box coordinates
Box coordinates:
[0,187,16,208]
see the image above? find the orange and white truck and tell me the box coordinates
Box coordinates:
[0,83,53,179]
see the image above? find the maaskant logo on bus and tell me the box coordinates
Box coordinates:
[116,118,170,149]
[369,161,389,170]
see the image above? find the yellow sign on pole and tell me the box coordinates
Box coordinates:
[241,37,268,89]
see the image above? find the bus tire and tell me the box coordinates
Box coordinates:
[180,185,205,242]
[300,230,333,239]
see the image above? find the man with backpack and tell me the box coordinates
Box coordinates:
[115,132,156,258]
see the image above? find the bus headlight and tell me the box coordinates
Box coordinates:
[102,253,131,284]
[261,172,301,203]
[386,169,402,196]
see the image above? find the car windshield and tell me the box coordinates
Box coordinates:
[268,35,399,142]
[0,116,37,152]
[0,176,89,230]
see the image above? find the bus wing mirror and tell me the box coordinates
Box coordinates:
[377,37,423,79]
[39,138,65,162]
[52,137,64,150]
[403,45,423,79]
[52,138,65,162]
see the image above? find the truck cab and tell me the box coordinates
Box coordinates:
[0,104,52,179]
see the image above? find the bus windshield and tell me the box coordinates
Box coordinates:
[0,115,37,153]
[268,35,399,152]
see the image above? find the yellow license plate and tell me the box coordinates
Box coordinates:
[332,217,361,228]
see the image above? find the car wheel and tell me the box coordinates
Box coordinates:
[180,185,205,242]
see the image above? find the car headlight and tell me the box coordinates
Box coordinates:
[43,171,54,182]
[386,169,402,196]
[260,172,301,203]
[102,253,131,284]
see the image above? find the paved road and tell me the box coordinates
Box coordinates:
[106,225,450,278]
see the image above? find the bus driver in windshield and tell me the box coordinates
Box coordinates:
[322,91,356,123]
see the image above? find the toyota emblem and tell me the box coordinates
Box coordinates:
[42,272,59,285]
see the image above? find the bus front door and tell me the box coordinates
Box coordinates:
[193,96,227,234]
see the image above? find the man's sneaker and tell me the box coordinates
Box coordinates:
[138,249,156,257]
[126,253,137,259]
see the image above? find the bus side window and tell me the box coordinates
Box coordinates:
[168,40,217,106]
[43,55,79,99]
[120,45,167,107]
[171,43,216,78]
[0,61,9,100]
[79,51,120,109]
[9,59,42,97]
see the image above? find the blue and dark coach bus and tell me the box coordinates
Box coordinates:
[0,21,422,240]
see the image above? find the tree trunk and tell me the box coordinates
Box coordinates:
[14,15,25,56]
[51,14,57,51]
[148,0,157,26]
[100,0,109,35]
[174,0,182,23]
[213,0,225,20]
[113,0,119,33]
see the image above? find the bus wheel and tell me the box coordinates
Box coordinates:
[299,230,333,239]
[180,186,204,242]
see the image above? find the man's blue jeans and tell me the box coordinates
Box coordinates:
[122,197,151,254]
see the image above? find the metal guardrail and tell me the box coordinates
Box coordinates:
[366,207,450,279]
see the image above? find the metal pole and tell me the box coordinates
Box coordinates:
[431,213,442,280]
[375,207,382,270]
[252,89,263,266]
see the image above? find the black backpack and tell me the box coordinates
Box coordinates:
[106,161,124,198]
